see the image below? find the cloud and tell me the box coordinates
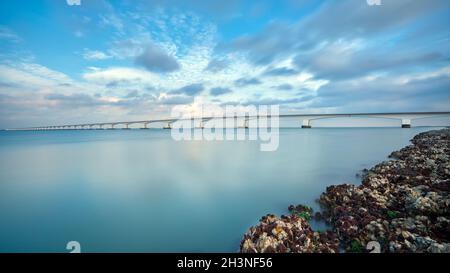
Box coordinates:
[0,26,21,42]
[234,77,262,86]
[273,83,293,90]
[221,21,295,65]
[310,67,450,112]
[135,43,180,73]
[45,93,106,108]
[210,87,232,96]
[135,0,241,20]
[263,66,298,77]
[241,97,306,106]
[0,63,73,89]
[204,58,228,72]
[99,13,124,33]
[124,90,139,99]
[171,83,204,95]
[83,50,112,60]
[222,0,450,74]
[158,94,194,105]
[293,40,446,80]
[83,67,154,84]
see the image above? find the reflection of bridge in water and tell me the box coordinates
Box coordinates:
[7,111,450,131]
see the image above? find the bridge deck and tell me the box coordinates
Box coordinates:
[8,111,450,130]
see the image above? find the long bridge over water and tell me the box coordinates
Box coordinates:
[6,111,450,131]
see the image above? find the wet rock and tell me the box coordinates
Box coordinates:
[318,129,450,252]
[240,129,450,253]
[240,214,339,253]
[288,204,313,220]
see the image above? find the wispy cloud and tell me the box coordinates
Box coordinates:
[83,49,112,60]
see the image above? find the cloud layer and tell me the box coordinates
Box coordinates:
[0,0,449,128]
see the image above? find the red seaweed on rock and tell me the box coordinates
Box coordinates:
[318,129,450,253]
[240,214,339,253]
[240,129,450,253]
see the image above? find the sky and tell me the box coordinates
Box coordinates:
[0,0,449,128]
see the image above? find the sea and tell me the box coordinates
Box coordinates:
[0,127,440,252]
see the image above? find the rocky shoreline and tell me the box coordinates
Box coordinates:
[240,129,450,253]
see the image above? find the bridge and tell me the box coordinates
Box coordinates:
[6,111,450,131]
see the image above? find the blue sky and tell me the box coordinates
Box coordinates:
[0,0,449,128]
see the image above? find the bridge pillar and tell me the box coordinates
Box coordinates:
[302,119,312,128]
[241,119,249,129]
[108,124,115,130]
[401,119,411,128]
[163,123,172,129]
[141,123,149,129]
[195,121,204,129]
[123,123,130,130]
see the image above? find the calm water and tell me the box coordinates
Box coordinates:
[0,127,439,252]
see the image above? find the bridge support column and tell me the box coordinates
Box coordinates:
[141,123,149,129]
[241,119,249,129]
[195,121,204,129]
[163,123,172,129]
[302,119,311,128]
[401,119,411,128]
[108,124,115,130]
[123,123,130,130]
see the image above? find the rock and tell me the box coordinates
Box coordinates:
[240,129,450,253]
[316,129,450,252]
[239,214,339,253]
